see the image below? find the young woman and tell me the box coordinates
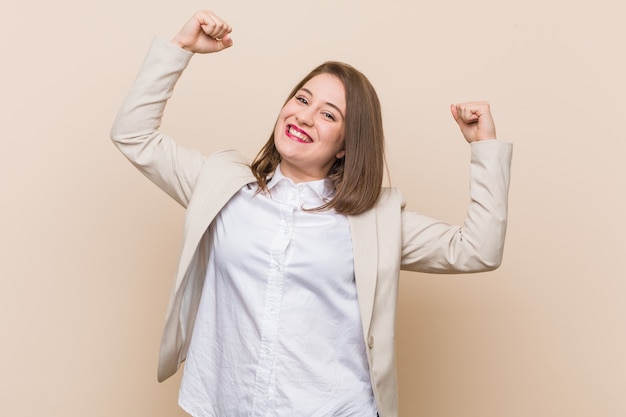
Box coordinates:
[111,9,512,417]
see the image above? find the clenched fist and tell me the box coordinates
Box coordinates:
[171,10,233,54]
[450,101,497,143]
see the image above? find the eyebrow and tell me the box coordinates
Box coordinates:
[300,87,345,120]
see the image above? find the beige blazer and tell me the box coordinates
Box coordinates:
[111,38,513,417]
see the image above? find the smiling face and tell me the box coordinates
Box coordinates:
[273,73,347,183]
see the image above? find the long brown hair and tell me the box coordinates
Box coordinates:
[250,61,385,216]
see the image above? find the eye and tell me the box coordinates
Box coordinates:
[322,111,336,121]
[295,95,309,105]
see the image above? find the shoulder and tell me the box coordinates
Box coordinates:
[190,149,255,202]
[207,149,250,164]
[376,187,405,209]
[196,150,254,186]
[203,149,252,176]
[356,187,405,225]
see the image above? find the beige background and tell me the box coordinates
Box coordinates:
[1,0,624,416]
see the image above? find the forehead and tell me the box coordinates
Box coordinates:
[301,73,346,111]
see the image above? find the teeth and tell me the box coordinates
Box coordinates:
[289,126,312,142]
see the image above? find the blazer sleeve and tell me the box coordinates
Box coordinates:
[110,37,206,208]
[400,140,513,273]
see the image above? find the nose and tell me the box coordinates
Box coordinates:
[295,106,315,126]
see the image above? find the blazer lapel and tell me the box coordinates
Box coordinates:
[177,152,254,287]
[348,207,379,337]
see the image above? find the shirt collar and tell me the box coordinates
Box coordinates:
[266,164,335,203]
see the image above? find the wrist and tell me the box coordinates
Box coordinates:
[170,35,192,52]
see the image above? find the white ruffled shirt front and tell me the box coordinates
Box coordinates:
[178,165,377,417]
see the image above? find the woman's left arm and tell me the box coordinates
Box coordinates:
[400,102,513,273]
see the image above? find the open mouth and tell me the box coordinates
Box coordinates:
[287,125,312,143]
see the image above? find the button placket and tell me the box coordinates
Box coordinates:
[251,195,295,416]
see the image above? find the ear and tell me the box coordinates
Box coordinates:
[336,149,346,159]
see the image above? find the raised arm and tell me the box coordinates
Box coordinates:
[401,103,512,273]
[110,10,233,207]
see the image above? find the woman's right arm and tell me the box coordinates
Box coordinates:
[110,10,233,207]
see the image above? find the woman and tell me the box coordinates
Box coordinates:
[111,9,512,417]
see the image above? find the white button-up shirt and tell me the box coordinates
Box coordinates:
[178,165,377,417]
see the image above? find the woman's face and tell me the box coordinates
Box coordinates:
[273,73,346,183]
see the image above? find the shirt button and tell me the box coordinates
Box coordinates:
[368,335,374,349]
